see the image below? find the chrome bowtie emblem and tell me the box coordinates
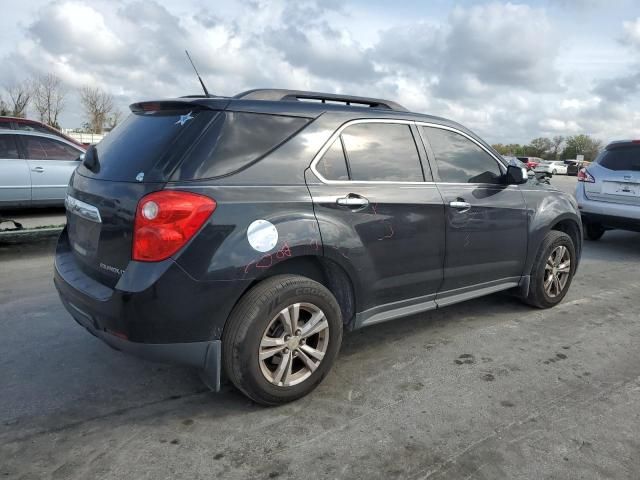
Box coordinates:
[175,111,194,126]
[136,172,144,182]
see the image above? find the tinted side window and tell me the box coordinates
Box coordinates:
[24,137,80,160]
[316,139,349,180]
[0,135,20,159]
[423,127,502,184]
[177,112,310,180]
[41,138,80,160]
[340,123,424,182]
[597,147,640,172]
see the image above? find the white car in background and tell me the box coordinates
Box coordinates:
[0,130,85,208]
[535,160,568,175]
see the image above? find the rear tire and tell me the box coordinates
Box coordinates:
[222,275,343,405]
[552,169,557,175]
[523,230,576,309]
[585,223,605,241]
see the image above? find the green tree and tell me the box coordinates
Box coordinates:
[528,137,553,158]
[562,134,602,162]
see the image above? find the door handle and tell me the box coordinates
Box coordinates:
[31,166,45,173]
[336,195,369,208]
[450,201,471,211]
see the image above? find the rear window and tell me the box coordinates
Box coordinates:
[173,112,310,180]
[77,108,217,182]
[597,147,640,171]
[76,108,310,182]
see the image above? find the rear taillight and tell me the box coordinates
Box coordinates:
[133,191,216,262]
[577,168,595,183]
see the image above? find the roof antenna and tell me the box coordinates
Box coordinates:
[185,49,210,97]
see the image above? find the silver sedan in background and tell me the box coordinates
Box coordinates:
[0,130,86,208]
[535,160,568,175]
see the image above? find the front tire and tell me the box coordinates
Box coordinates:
[523,230,576,309]
[585,223,605,241]
[222,275,343,405]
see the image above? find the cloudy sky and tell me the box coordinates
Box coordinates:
[0,0,638,143]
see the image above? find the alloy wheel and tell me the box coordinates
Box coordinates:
[544,245,571,298]
[258,302,330,387]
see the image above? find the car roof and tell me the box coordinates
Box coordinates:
[606,140,640,150]
[0,116,46,124]
[132,88,476,136]
[0,129,84,149]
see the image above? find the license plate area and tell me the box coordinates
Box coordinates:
[603,181,639,197]
[66,196,102,258]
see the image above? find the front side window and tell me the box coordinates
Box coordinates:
[340,123,424,182]
[422,127,502,184]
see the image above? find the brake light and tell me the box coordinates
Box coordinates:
[133,191,216,262]
[577,168,595,183]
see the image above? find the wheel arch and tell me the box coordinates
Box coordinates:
[240,255,359,329]
[549,215,582,268]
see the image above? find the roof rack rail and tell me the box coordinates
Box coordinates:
[234,89,408,112]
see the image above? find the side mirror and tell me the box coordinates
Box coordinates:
[78,153,85,162]
[505,164,528,185]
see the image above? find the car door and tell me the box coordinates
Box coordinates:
[0,134,31,206]
[306,120,446,326]
[21,135,82,204]
[418,125,528,306]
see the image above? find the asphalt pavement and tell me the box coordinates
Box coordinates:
[1,174,639,479]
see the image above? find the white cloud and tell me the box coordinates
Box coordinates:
[0,0,638,144]
[622,17,640,49]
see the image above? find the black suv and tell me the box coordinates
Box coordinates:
[55,89,582,405]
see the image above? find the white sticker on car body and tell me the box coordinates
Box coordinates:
[247,220,278,252]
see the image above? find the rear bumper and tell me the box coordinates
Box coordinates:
[58,290,222,389]
[54,228,251,390]
[580,212,640,232]
[576,183,640,231]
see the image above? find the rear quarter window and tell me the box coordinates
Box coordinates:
[173,112,310,180]
[597,147,640,171]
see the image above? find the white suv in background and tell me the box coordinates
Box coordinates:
[576,140,640,240]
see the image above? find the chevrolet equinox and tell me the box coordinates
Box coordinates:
[55,89,582,405]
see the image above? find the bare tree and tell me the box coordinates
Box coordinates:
[4,80,32,117]
[33,74,66,129]
[106,109,123,130]
[551,135,565,160]
[0,98,9,116]
[80,86,114,134]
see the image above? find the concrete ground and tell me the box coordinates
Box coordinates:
[1,174,639,479]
